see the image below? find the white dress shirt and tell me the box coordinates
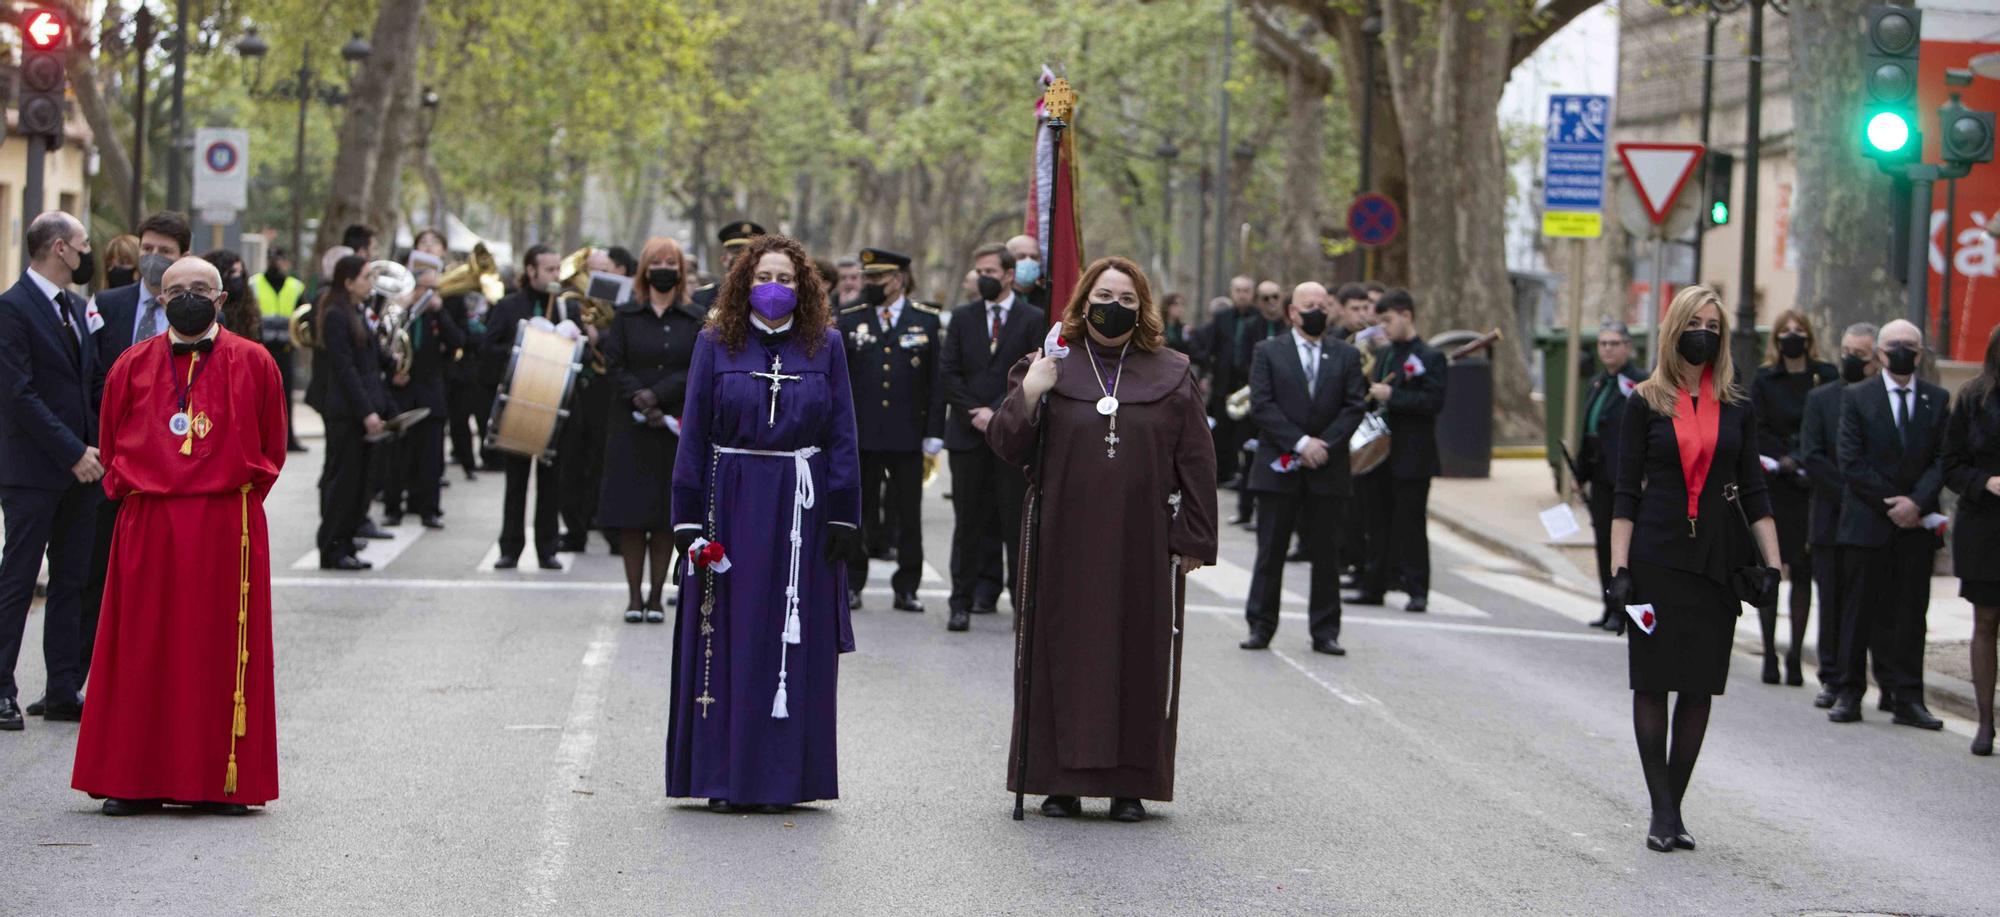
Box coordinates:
[1883,370,1917,430]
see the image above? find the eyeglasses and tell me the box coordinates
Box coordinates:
[163,284,219,299]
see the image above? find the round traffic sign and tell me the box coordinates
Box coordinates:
[1347,193,1401,248]
[204,141,240,174]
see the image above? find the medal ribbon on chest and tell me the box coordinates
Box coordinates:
[169,349,216,455]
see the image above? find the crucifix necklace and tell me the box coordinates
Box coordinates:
[748,349,802,427]
[1085,340,1130,458]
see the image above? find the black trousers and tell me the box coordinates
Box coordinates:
[1360,473,1432,598]
[0,482,101,702]
[384,416,447,518]
[1245,491,1346,642]
[1211,414,1242,484]
[948,446,1024,612]
[264,341,299,443]
[1835,533,1935,697]
[501,454,562,560]
[558,380,608,539]
[850,451,925,595]
[1588,473,1618,619]
[450,379,494,472]
[80,497,118,679]
[317,421,371,561]
[1811,544,1844,686]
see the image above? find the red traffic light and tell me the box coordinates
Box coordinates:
[23,9,65,50]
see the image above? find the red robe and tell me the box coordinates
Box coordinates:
[73,328,287,805]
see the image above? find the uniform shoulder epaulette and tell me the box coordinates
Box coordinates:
[908,301,941,316]
[840,303,870,315]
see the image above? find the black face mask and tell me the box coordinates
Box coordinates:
[106,266,136,289]
[647,267,681,293]
[1087,299,1138,338]
[1883,345,1920,376]
[1297,310,1329,338]
[859,283,888,307]
[1778,334,1807,360]
[1840,353,1869,384]
[1677,328,1721,366]
[976,275,1005,303]
[68,247,96,287]
[223,275,248,301]
[165,292,219,337]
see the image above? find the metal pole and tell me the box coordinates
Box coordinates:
[1212,0,1233,298]
[130,7,152,225]
[1906,170,1935,331]
[1559,243,1585,501]
[166,0,190,212]
[1732,0,1764,376]
[291,50,311,266]
[1652,232,1670,367]
[1693,11,1716,283]
[1358,25,1376,196]
[1940,177,1957,357]
[22,134,46,271]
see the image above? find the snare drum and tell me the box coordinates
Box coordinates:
[1349,411,1392,475]
[485,323,584,462]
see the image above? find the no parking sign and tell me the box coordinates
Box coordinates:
[193,128,249,212]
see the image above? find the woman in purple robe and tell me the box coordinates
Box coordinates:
[668,234,863,811]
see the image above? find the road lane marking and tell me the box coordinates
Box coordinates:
[1451,569,1604,625]
[477,541,575,573]
[275,576,626,592]
[1270,648,1373,705]
[520,624,619,913]
[287,523,427,571]
[1185,554,1304,605]
[861,560,945,584]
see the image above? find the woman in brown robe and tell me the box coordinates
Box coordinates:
[988,256,1218,823]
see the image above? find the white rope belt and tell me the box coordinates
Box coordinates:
[714,445,820,719]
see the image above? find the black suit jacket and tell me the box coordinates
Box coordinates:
[478,289,581,388]
[1614,394,1771,583]
[1206,308,1284,413]
[0,274,100,490]
[1797,379,1848,547]
[1836,375,1947,549]
[311,298,394,421]
[90,282,150,375]
[1370,338,1449,480]
[1246,333,1368,496]
[391,292,467,415]
[1578,365,1646,485]
[839,300,944,452]
[1943,386,2000,579]
[938,297,1045,451]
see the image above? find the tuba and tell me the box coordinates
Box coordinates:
[365,260,418,376]
[438,242,503,302]
[289,302,317,350]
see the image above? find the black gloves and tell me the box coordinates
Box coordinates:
[822,523,863,566]
[675,529,700,554]
[1734,565,1782,608]
[1606,567,1634,607]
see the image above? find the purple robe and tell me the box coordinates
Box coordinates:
[668,326,861,805]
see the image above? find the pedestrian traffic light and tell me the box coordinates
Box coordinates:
[1861,5,1922,165]
[1705,150,1734,226]
[1939,97,1995,169]
[15,7,69,148]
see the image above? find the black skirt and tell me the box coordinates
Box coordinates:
[1768,480,1811,568]
[1627,561,1738,695]
[595,418,677,530]
[1962,578,2000,607]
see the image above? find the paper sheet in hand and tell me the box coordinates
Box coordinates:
[1538,503,1581,540]
[1626,603,1656,634]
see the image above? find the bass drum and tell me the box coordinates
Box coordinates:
[1349,411,1392,475]
[485,323,584,462]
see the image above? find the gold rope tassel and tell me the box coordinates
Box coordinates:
[180,354,199,455]
[224,484,251,795]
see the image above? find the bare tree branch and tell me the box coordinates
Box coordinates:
[1511,0,1606,69]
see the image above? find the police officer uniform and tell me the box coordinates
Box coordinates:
[838,248,943,612]
[691,221,764,311]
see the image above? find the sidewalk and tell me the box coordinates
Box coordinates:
[1430,458,1985,720]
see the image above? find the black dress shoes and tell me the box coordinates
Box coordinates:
[42,698,82,721]
[196,801,250,816]
[1891,699,1944,730]
[1344,591,1385,607]
[558,534,589,553]
[1108,798,1146,822]
[321,555,372,571]
[1039,795,1082,818]
[101,798,162,816]
[1286,548,1309,563]
[1813,685,1840,709]
[1312,638,1346,656]
[421,515,445,529]
[1404,596,1428,613]
[1973,725,1994,757]
[706,799,736,813]
[1827,692,1863,723]
[1601,616,1627,636]
[0,698,22,731]
[893,592,924,613]
[357,520,393,540]
[462,467,479,482]
[382,514,404,528]
[947,608,970,632]
[1645,833,1675,853]
[1761,654,1781,685]
[287,439,309,454]
[971,602,997,615]
[25,696,45,716]
[494,555,520,570]
[1239,631,1272,650]
[848,589,865,610]
[538,555,564,571]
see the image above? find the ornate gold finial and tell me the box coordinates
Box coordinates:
[1044,78,1076,125]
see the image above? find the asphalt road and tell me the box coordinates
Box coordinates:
[3,436,1996,917]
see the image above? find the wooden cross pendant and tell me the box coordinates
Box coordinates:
[748,354,803,427]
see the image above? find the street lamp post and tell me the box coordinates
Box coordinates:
[235,28,372,263]
[1156,139,1179,283]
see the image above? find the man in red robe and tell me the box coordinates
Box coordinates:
[73,256,287,815]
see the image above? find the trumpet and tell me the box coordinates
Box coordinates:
[557,246,616,328]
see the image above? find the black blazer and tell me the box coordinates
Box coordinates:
[1579,365,1646,485]
[1752,360,1838,493]
[1369,338,1449,480]
[1943,383,2000,580]
[603,299,705,419]
[1246,333,1368,496]
[90,282,148,375]
[938,297,1045,451]
[391,293,467,416]
[1835,374,1947,549]
[311,298,394,422]
[839,300,944,452]
[1797,379,1848,547]
[0,274,100,490]
[1206,308,1285,413]
[1614,392,1771,583]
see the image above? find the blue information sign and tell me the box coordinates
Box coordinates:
[1541,94,1611,238]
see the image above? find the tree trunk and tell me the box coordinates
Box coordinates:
[1247,1,1333,286]
[1788,0,1906,338]
[559,153,587,253]
[316,0,429,264]
[1380,0,1536,439]
[366,70,418,239]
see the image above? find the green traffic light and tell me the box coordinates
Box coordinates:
[1710,201,1729,225]
[1867,111,1912,153]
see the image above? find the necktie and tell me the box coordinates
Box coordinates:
[880,307,892,330]
[172,337,216,356]
[138,297,163,342]
[1304,343,1319,397]
[989,306,1001,352]
[1897,388,1913,446]
[56,293,80,365]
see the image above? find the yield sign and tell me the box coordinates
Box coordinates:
[1615,143,1705,225]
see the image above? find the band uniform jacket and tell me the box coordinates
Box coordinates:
[938,297,1046,452]
[392,293,467,417]
[1246,334,1368,496]
[1369,338,1449,480]
[1578,365,1646,487]
[839,300,945,452]
[479,289,582,390]
[308,298,394,421]
[1835,375,1947,550]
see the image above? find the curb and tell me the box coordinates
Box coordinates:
[1429,507,1982,724]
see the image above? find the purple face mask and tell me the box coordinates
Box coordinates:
[749,282,797,322]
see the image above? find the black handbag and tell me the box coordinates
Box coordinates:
[1722,482,1781,607]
